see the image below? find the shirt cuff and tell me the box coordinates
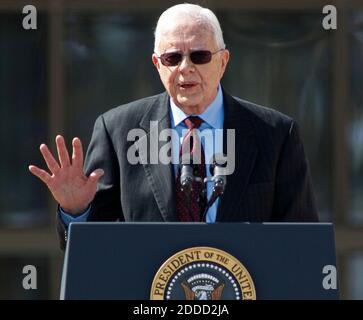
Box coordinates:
[59,205,91,226]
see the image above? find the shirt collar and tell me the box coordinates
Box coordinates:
[169,84,224,129]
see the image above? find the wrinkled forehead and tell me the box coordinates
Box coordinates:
[158,21,216,52]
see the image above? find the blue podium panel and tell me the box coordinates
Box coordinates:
[60,222,338,300]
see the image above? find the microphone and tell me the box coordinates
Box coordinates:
[179,152,195,221]
[210,153,227,195]
[180,162,194,193]
[179,146,194,193]
[201,154,228,221]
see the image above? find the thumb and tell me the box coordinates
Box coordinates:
[88,168,104,186]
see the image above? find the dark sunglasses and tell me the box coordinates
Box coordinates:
[156,49,224,67]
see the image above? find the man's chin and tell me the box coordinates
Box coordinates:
[176,100,202,112]
[176,95,202,106]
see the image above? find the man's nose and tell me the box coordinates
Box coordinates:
[178,55,195,72]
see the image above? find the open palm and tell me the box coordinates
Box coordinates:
[29,135,104,215]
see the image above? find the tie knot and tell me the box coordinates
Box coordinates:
[184,116,204,129]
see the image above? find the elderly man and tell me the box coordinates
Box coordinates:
[29,3,319,249]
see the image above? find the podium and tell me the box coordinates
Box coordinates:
[60,222,339,300]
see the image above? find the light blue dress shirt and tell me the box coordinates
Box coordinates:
[60,85,224,225]
[169,85,224,223]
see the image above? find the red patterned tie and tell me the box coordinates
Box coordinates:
[176,116,206,222]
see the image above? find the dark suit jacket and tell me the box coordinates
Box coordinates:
[57,89,319,249]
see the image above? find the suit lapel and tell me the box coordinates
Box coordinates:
[137,92,178,222]
[217,92,258,221]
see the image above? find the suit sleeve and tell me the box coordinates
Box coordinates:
[56,114,124,250]
[272,121,319,222]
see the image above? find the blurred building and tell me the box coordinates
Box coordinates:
[0,0,362,299]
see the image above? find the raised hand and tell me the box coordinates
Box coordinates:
[29,135,104,215]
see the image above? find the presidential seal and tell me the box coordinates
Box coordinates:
[150,247,256,300]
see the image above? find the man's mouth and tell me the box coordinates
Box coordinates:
[179,82,198,89]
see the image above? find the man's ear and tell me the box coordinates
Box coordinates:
[219,49,230,78]
[152,53,160,70]
[221,49,230,70]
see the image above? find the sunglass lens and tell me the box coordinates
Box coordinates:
[190,51,212,64]
[160,52,182,66]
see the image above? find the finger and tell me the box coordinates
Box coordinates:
[72,137,84,169]
[56,135,71,168]
[87,169,104,188]
[39,144,60,174]
[28,165,52,185]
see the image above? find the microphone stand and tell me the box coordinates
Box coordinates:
[179,156,195,221]
[200,179,223,222]
[200,159,227,222]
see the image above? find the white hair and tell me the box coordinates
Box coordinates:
[154,3,225,54]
